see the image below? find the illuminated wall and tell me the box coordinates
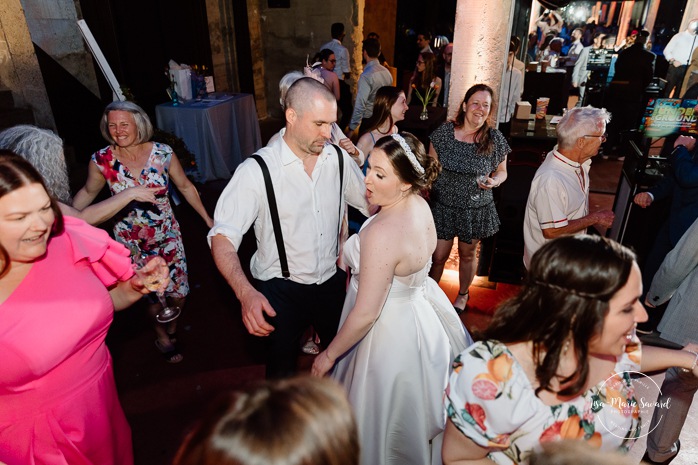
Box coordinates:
[682,0,698,31]
[449,0,515,121]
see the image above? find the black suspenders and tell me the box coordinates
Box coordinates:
[250,144,345,279]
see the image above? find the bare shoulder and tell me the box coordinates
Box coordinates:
[357,131,372,147]
[362,198,435,270]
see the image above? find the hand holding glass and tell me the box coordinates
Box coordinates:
[471,174,489,201]
[132,255,181,323]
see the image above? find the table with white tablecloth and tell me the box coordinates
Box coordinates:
[155,93,262,182]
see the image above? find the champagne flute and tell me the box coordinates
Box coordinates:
[470,174,488,201]
[133,255,181,323]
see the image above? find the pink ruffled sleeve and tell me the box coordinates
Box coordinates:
[63,216,134,287]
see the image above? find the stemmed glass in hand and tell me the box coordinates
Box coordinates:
[471,174,489,201]
[133,255,181,323]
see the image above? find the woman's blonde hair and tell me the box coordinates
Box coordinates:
[100,101,153,145]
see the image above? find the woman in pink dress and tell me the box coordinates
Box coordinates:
[0,152,168,465]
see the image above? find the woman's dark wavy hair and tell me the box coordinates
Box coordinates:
[358,86,404,138]
[173,377,359,465]
[480,235,636,397]
[453,83,495,155]
[373,131,441,194]
[0,150,64,277]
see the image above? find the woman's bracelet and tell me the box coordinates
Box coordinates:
[681,349,698,373]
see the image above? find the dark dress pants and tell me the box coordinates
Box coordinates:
[639,222,672,332]
[256,268,347,378]
[664,65,687,98]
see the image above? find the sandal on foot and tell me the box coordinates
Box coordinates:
[453,291,469,315]
[302,338,320,355]
[155,339,183,363]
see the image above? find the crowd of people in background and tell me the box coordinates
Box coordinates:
[4,11,698,465]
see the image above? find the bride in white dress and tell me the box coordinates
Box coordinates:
[312,132,471,465]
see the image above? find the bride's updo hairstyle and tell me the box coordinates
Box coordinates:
[374,132,441,193]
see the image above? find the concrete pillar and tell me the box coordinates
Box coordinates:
[349,0,365,94]
[644,0,661,37]
[20,0,99,97]
[246,0,267,119]
[449,0,515,121]
[681,0,698,32]
[205,0,239,95]
[606,2,617,28]
[617,1,635,44]
[0,0,54,128]
[591,2,601,25]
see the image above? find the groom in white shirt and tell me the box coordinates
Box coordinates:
[209,78,369,378]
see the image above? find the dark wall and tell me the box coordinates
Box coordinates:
[393,0,457,82]
[78,0,213,118]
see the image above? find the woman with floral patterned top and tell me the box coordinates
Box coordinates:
[74,101,213,363]
[442,235,698,464]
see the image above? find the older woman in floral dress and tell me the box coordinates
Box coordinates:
[74,101,213,363]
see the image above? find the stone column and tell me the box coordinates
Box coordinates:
[205,0,239,95]
[617,1,635,44]
[591,2,601,25]
[644,0,661,37]
[0,0,55,128]
[681,0,698,32]
[246,0,267,119]
[449,0,515,121]
[605,2,617,28]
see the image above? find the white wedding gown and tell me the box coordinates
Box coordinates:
[332,218,472,465]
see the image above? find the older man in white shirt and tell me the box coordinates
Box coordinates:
[523,106,615,268]
[209,78,369,378]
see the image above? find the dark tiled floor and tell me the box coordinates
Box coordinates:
[108,127,632,464]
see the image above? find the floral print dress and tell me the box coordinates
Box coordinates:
[91,142,189,298]
[445,339,642,464]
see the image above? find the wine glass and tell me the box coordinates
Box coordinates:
[133,255,181,323]
[470,174,488,201]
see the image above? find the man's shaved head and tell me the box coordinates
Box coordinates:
[285,77,336,116]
